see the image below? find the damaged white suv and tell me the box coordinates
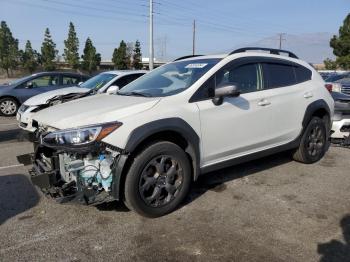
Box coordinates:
[29,48,334,217]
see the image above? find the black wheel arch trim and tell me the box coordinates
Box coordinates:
[302,99,331,131]
[111,118,201,200]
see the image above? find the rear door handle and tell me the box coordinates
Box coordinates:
[258,99,271,106]
[304,92,313,99]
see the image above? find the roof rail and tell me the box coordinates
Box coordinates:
[229,47,298,59]
[173,55,204,62]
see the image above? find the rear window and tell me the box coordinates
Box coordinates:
[263,63,296,88]
[295,66,312,83]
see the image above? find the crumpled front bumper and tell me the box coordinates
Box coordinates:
[29,144,129,205]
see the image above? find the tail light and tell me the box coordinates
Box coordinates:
[325,84,333,92]
[325,83,342,93]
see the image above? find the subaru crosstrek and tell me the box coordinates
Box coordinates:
[28,48,334,217]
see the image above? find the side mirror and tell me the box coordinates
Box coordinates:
[78,82,83,86]
[25,82,34,89]
[106,85,119,94]
[212,84,240,105]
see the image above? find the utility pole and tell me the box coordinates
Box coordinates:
[278,33,286,49]
[192,19,196,55]
[149,0,154,70]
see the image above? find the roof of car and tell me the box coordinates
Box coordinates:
[175,48,303,63]
[179,52,301,61]
[30,71,90,77]
[100,70,148,76]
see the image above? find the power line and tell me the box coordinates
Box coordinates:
[4,0,147,23]
[41,0,147,18]
[158,0,298,37]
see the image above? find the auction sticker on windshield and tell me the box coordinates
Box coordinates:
[185,63,208,69]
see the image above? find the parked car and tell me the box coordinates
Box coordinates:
[17,70,147,132]
[324,72,350,94]
[331,91,350,144]
[330,77,350,144]
[0,72,89,116]
[29,47,333,217]
[325,72,350,83]
[319,70,348,80]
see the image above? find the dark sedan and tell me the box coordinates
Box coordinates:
[0,72,90,116]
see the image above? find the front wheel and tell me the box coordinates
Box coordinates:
[124,141,191,217]
[293,116,328,164]
[0,97,18,116]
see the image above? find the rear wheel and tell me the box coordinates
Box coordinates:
[0,97,18,116]
[124,141,191,217]
[293,116,328,164]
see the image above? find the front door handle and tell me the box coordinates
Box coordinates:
[258,99,271,106]
[304,92,313,99]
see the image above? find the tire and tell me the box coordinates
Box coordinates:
[293,116,328,164]
[0,97,18,116]
[124,141,192,217]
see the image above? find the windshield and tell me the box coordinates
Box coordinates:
[80,73,116,90]
[118,58,221,97]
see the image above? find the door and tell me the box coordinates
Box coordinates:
[15,74,60,103]
[196,62,274,167]
[260,62,311,146]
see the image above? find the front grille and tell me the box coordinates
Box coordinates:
[341,85,350,95]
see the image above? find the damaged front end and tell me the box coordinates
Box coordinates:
[29,121,127,205]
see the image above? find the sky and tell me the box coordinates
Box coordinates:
[0,0,349,63]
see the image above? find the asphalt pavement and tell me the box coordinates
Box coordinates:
[0,116,349,261]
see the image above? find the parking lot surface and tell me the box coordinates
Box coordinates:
[0,116,349,261]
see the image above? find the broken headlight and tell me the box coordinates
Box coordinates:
[42,121,122,147]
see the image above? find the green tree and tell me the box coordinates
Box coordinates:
[81,37,101,74]
[63,22,80,69]
[132,40,142,69]
[41,28,58,71]
[22,40,39,73]
[0,21,20,77]
[330,13,350,69]
[323,58,337,70]
[112,40,128,69]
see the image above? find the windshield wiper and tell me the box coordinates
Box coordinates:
[117,91,152,97]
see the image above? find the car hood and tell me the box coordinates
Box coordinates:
[33,94,161,130]
[24,86,89,106]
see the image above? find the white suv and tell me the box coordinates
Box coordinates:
[29,48,334,217]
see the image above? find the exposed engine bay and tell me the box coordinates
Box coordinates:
[30,142,122,204]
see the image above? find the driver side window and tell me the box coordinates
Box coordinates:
[216,63,260,93]
[190,62,261,102]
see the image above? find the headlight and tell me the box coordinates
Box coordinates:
[42,121,122,147]
[19,104,29,113]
